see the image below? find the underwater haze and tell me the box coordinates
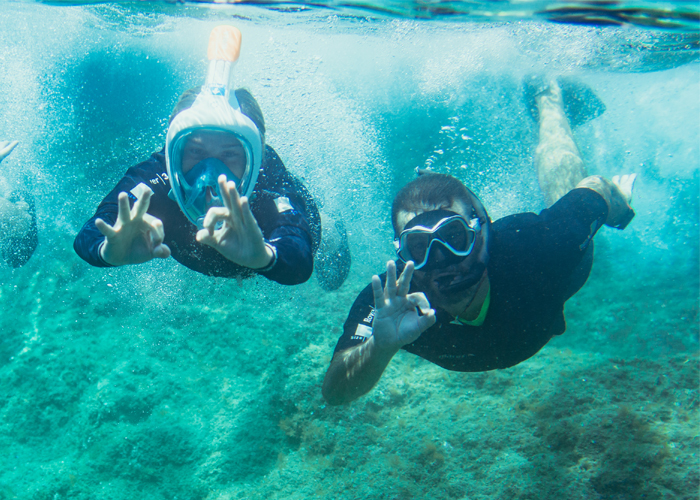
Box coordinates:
[0,1,698,499]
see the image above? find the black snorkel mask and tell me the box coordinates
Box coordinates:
[395,209,481,272]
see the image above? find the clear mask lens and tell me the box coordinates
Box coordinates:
[397,214,480,270]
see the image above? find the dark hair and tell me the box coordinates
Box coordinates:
[168,86,266,137]
[391,173,488,235]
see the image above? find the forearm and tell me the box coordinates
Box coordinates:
[74,214,115,267]
[74,180,126,267]
[322,336,398,405]
[257,230,313,285]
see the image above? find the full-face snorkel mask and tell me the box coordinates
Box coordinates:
[165,26,262,229]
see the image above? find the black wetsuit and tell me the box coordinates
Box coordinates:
[74,145,320,286]
[331,188,608,371]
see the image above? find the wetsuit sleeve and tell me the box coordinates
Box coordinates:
[539,187,609,253]
[495,187,608,296]
[73,165,157,267]
[252,195,314,285]
[331,276,385,355]
[490,187,609,309]
[251,146,317,285]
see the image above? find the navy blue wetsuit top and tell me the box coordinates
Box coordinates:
[74,145,320,286]
[333,188,608,372]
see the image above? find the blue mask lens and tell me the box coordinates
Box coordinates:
[181,157,241,213]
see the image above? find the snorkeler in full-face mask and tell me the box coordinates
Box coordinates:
[74,26,350,288]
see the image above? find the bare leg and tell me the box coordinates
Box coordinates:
[534,80,588,207]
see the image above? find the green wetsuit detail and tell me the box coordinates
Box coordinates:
[454,288,491,327]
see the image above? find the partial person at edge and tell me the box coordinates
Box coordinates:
[0,140,38,268]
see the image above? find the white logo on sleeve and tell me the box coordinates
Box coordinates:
[130,182,154,200]
[353,324,373,340]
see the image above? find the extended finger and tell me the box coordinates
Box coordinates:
[385,260,398,299]
[219,176,245,223]
[95,218,117,238]
[228,182,246,224]
[218,175,234,211]
[371,275,385,308]
[117,192,132,224]
[239,197,259,230]
[397,261,414,297]
[133,189,152,220]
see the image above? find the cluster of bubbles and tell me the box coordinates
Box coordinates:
[0,2,697,301]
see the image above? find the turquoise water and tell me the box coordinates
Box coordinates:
[0,2,698,499]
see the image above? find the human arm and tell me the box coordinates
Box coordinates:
[252,146,315,284]
[322,261,436,405]
[0,141,18,162]
[196,177,315,284]
[195,146,316,285]
[94,189,171,266]
[74,158,172,267]
[576,174,636,229]
[195,175,275,270]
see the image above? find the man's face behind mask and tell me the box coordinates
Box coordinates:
[181,130,246,180]
[397,200,488,307]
